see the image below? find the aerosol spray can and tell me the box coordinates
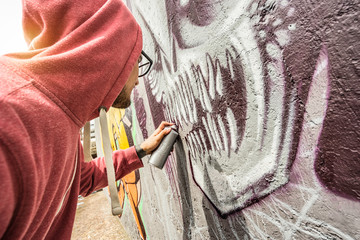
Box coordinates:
[149,125,178,169]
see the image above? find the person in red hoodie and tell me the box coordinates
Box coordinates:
[0,0,173,239]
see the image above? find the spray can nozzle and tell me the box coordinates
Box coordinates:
[149,125,178,169]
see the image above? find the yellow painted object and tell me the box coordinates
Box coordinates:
[106,107,146,240]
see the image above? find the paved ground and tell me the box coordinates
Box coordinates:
[71,190,131,240]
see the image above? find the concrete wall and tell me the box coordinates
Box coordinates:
[114,0,360,239]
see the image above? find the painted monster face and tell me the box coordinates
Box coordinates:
[134,0,308,215]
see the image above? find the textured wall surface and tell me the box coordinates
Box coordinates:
[112,0,359,239]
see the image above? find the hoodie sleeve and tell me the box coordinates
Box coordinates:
[79,145,143,197]
[0,145,17,238]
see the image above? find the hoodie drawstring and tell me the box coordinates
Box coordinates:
[98,108,123,216]
[83,109,122,216]
[83,121,92,163]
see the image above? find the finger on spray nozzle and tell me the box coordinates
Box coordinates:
[149,125,178,169]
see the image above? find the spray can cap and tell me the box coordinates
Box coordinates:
[168,125,177,132]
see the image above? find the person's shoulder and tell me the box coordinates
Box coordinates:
[0,57,32,103]
[0,59,36,150]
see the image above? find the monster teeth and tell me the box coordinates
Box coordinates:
[186,136,196,159]
[179,74,194,123]
[191,132,203,161]
[151,77,162,103]
[167,77,190,126]
[174,97,183,126]
[188,115,233,161]
[193,131,204,157]
[215,59,223,96]
[184,71,198,123]
[155,92,162,103]
[192,64,213,113]
[169,96,175,121]
[175,78,188,124]
[163,70,204,125]
[213,115,223,151]
[190,93,198,123]
[149,79,155,89]
[192,132,202,160]
[198,129,208,154]
[151,79,159,96]
[189,66,200,100]
[195,69,207,111]
[226,49,235,80]
[188,133,195,158]
[179,0,190,7]
[191,65,205,110]
[167,92,177,123]
[207,113,222,151]
[217,115,229,155]
[202,117,216,152]
[266,42,282,60]
[186,130,208,165]
[206,54,216,100]
[274,29,290,47]
[197,67,212,112]
[147,47,244,158]
[226,107,238,151]
[167,89,173,107]
[164,105,170,120]
[280,0,289,8]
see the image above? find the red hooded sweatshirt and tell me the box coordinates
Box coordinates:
[0,0,143,239]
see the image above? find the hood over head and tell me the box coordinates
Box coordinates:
[4,0,142,126]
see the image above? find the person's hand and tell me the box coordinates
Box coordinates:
[140,121,175,155]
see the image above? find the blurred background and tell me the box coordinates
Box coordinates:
[0,0,27,55]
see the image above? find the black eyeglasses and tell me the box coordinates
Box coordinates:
[138,50,153,77]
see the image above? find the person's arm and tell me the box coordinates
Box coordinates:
[79,121,174,197]
[79,146,142,197]
[0,145,17,238]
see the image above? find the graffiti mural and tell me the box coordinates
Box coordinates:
[106,107,147,239]
[118,0,359,239]
[135,0,316,215]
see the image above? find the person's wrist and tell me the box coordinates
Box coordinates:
[135,144,147,159]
